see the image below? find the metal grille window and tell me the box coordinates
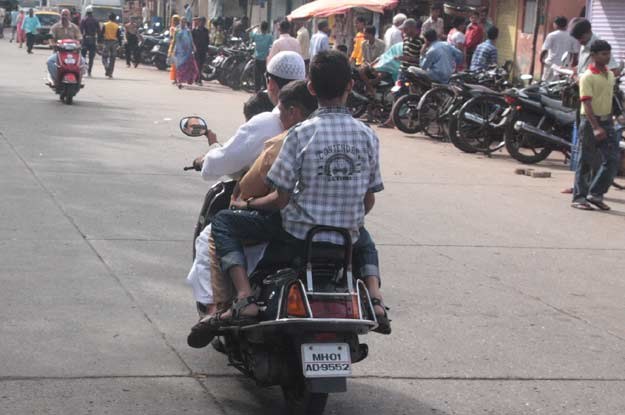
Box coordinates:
[522,0,538,34]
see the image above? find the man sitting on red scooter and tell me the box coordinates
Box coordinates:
[47,9,83,84]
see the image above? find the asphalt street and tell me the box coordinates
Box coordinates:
[1,39,624,415]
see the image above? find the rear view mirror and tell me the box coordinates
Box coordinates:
[180,117,208,137]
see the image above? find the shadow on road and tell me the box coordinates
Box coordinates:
[206,375,447,415]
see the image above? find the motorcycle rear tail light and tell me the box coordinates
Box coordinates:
[308,295,359,319]
[504,95,516,105]
[313,333,338,341]
[286,283,308,318]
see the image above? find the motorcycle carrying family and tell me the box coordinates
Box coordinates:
[180,50,390,413]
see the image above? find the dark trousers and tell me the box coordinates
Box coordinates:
[254,59,266,92]
[211,210,380,280]
[195,50,207,81]
[125,34,139,66]
[81,36,97,74]
[102,40,118,76]
[573,118,620,203]
[26,32,35,53]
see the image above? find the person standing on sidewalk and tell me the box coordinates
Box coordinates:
[10,9,18,42]
[249,21,273,91]
[22,9,41,54]
[571,40,619,211]
[124,18,140,68]
[80,10,99,76]
[350,16,367,65]
[101,13,121,78]
[0,7,6,39]
[384,13,406,51]
[421,3,445,40]
[266,20,301,63]
[192,17,209,85]
[309,20,331,61]
[540,16,577,81]
[464,10,483,68]
[16,9,25,48]
[295,19,310,69]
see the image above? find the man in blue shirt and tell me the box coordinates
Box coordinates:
[470,26,499,71]
[420,29,464,84]
[250,21,273,91]
[309,20,331,60]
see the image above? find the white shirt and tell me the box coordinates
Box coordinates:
[201,107,283,180]
[297,26,310,59]
[267,33,302,62]
[384,25,403,51]
[541,29,577,66]
[309,31,329,59]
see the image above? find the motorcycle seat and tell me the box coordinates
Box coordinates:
[545,106,576,126]
[464,83,499,95]
[540,95,574,113]
[259,240,347,267]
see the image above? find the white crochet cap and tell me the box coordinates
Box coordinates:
[393,13,407,25]
[267,51,306,81]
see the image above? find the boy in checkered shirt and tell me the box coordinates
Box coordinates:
[188,51,390,349]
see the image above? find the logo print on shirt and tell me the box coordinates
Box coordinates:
[316,144,363,181]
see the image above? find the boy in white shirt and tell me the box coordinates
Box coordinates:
[541,16,578,81]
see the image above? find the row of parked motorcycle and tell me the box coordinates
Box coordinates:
[347,60,625,166]
[127,22,257,91]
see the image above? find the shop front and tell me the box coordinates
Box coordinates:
[587,0,625,66]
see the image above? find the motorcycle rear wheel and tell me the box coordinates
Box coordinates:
[240,60,256,93]
[453,95,507,154]
[504,112,553,164]
[281,377,328,415]
[392,94,422,134]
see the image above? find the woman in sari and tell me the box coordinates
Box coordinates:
[172,18,198,87]
[16,10,25,48]
[167,15,180,83]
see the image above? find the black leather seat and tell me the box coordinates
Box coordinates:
[540,95,574,113]
[545,107,576,126]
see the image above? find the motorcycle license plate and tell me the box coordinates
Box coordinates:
[301,343,352,378]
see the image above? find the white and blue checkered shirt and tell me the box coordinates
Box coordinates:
[470,39,498,71]
[266,107,384,244]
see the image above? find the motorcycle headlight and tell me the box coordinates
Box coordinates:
[151,45,160,52]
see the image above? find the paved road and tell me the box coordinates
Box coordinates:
[1,40,624,415]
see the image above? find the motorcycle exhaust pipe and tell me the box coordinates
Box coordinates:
[514,121,572,149]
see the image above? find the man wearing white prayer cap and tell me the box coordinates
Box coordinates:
[186,50,306,320]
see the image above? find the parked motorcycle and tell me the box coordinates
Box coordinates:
[415,66,512,141]
[151,35,170,71]
[47,39,83,105]
[388,67,435,130]
[504,63,625,164]
[180,117,381,415]
[346,67,395,121]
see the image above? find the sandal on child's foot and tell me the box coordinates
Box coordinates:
[371,298,392,335]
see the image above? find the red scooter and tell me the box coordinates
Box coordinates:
[48,39,84,105]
